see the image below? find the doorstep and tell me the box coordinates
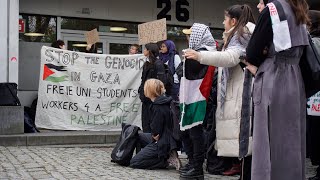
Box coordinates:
[0,130,121,146]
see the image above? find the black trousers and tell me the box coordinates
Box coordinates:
[181,125,204,170]
[141,102,152,133]
[130,141,167,169]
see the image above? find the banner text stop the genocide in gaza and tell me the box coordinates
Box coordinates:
[35,46,145,131]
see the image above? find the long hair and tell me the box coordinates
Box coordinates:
[309,10,320,37]
[145,43,159,64]
[224,4,256,48]
[287,0,310,25]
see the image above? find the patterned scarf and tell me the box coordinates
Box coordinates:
[189,23,216,51]
[220,27,234,111]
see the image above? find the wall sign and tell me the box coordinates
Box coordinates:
[157,0,190,22]
[19,19,25,33]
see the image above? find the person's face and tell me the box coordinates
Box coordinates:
[223,15,236,32]
[143,49,149,57]
[59,45,66,50]
[160,43,168,54]
[129,46,138,54]
[257,0,266,13]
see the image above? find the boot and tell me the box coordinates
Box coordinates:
[309,176,320,180]
[180,168,204,180]
[179,162,192,173]
[222,163,241,176]
[179,156,193,174]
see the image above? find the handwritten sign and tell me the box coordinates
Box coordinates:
[138,18,167,45]
[307,91,320,116]
[85,28,100,45]
[36,46,146,131]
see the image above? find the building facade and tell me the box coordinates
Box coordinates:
[0,0,318,106]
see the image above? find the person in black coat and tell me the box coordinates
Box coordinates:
[138,43,167,133]
[130,79,180,170]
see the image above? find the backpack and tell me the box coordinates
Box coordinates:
[155,60,174,94]
[0,83,21,106]
[111,123,140,166]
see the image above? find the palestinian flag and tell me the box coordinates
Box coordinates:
[43,63,68,82]
[179,59,215,130]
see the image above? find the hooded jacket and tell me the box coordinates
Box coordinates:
[150,95,177,158]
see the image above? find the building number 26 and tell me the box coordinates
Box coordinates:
[157,0,189,22]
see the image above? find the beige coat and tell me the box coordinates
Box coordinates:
[198,22,255,157]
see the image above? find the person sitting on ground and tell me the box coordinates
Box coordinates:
[130,78,181,170]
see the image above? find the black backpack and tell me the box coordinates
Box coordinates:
[155,60,174,95]
[111,123,140,166]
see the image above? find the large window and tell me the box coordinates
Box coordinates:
[61,17,139,34]
[19,14,57,43]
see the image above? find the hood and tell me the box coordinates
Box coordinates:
[189,23,216,51]
[153,95,172,105]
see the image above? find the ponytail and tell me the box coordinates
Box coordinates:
[224,4,256,48]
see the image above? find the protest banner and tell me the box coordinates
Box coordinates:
[36,46,146,131]
[85,28,100,45]
[307,91,320,116]
[138,18,167,45]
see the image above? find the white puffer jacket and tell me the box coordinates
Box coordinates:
[198,22,255,157]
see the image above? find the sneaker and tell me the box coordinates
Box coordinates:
[167,150,182,170]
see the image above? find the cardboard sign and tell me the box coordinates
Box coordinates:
[138,18,167,45]
[85,28,100,45]
[307,92,320,116]
[36,46,146,131]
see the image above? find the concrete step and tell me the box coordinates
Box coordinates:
[0,130,121,146]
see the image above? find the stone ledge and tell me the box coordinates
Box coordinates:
[0,131,120,146]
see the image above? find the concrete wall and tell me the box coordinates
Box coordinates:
[0,0,19,84]
[19,0,256,29]
[17,0,260,106]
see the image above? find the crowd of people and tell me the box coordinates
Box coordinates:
[50,0,320,179]
[131,0,320,180]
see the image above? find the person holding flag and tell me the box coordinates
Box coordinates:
[178,23,216,180]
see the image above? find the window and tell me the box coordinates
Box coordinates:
[61,17,139,34]
[19,14,57,43]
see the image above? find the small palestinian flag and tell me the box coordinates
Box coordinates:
[179,59,215,130]
[43,63,68,82]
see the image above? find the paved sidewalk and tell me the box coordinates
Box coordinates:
[0,146,317,180]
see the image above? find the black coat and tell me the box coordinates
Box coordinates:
[139,59,168,133]
[150,95,178,158]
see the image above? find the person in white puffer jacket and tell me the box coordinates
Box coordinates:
[184,4,255,180]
